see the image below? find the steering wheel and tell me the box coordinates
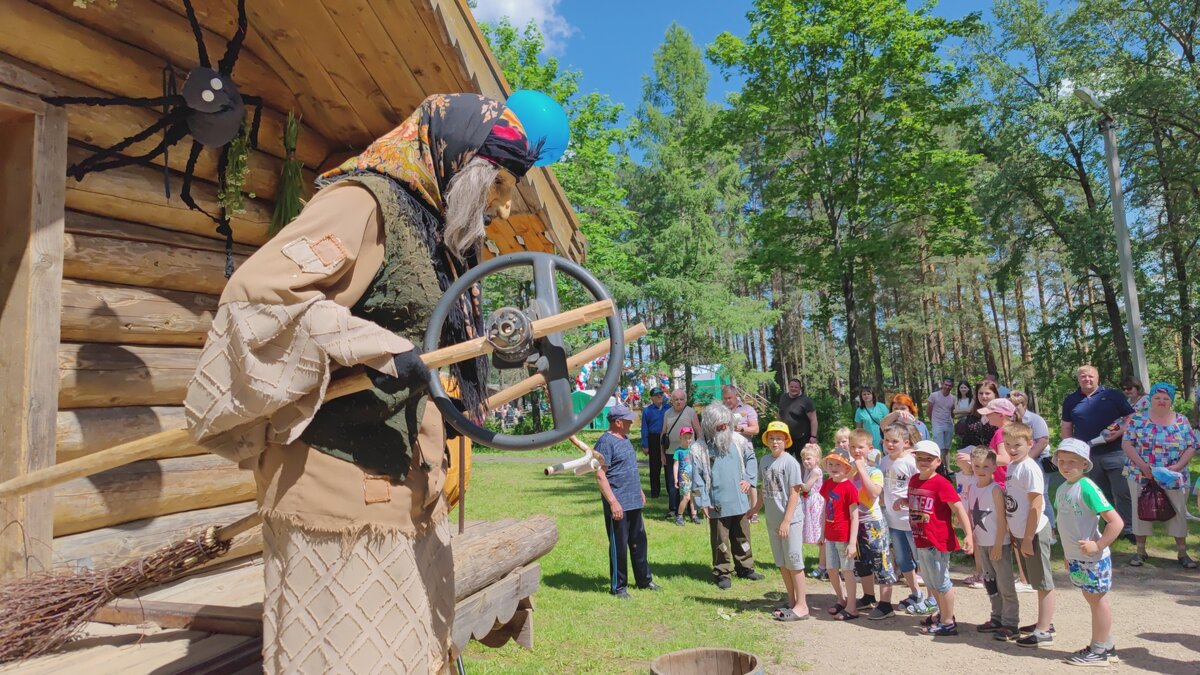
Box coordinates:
[424,252,624,450]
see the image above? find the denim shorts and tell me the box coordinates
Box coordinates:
[916,547,953,594]
[889,527,918,573]
[1068,555,1112,594]
[825,539,854,571]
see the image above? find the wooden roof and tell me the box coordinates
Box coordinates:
[9,0,585,261]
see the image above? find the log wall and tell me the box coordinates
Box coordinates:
[0,1,337,562]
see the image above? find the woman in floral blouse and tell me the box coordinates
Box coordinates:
[1122,382,1196,568]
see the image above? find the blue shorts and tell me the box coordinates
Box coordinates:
[889,528,918,573]
[1068,556,1112,594]
[916,548,953,594]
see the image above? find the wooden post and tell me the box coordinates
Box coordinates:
[0,82,66,578]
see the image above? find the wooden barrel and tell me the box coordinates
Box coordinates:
[650,648,762,675]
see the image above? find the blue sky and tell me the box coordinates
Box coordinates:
[471,0,992,123]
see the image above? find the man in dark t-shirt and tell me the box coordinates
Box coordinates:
[777,378,817,458]
[594,404,657,598]
[1060,364,1135,535]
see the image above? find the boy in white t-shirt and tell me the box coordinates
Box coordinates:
[1004,422,1056,648]
[881,423,927,615]
[967,447,1019,641]
[1053,438,1124,666]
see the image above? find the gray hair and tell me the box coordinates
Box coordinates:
[702,401,736,457]
[443,156,498,259]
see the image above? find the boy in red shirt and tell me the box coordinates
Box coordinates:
[820,447,861,620]
[895,440,974,636]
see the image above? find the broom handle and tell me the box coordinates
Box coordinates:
[215,512,264,541]
[0,300,616,501]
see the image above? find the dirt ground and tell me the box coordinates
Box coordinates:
[765,558,1200,673]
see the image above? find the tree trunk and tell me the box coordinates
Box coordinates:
[865,268,885,394]
[970,274,998,375]
[954,273,968,380]
[1171,242,1194,401]
[1014,274,1036,407]
[1096,273,1134,382]
[986,283,1008,382]
[841,257,863,395]
[1058,266,1087,357]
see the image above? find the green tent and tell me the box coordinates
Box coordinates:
[572,389,614,430]
[678,364,732,404]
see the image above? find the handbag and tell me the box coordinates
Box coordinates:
[1137,478,1176,522]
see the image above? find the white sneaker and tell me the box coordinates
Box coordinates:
[1015,581,1035,594]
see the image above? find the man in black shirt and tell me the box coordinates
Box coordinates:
[777,378,817,459]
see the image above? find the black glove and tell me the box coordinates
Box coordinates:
[368,348,432,395]
[443,396,468,441]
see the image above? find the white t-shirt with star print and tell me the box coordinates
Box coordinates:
[965,480,1005,547]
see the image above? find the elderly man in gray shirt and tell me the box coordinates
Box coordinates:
[693,401,763,588]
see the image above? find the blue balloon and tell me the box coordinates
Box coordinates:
[505,90,570,166]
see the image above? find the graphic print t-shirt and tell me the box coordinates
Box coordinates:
[820,479,859,543]
[907,473,962,552]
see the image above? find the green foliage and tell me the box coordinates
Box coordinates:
[269,112,307,236]
[217,118,255,215]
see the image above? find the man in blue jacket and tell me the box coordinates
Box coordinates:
[641,387,670,499]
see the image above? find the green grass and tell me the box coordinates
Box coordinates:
[460,454,810,674]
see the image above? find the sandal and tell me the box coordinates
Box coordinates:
[827,603,845,616]
[920,613,942,627]
[774,608,811,622]
[1129,553,1144,567]
[833,608,860,621]
[1179,554,1198,569]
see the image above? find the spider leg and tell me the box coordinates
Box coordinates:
[43,94,183,108]
[241,94,264,150]
[179,140,216,219]
[67,110,186,180]
[182,0,210,69]
[218,0,248,76]
[80,123,191,176]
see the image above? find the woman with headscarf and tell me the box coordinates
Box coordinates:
[1122,382,1197,568]
[186,94,552,673]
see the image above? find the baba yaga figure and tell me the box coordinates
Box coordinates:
[185,93,565,674]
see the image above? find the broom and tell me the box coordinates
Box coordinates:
[0,318,643,663]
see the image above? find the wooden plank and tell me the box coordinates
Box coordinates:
[153,0,372,149]
[255,0,401,136]
[65,144,271,246]
[93,599,262,636]
[0,0,319,169]
[319,0,429,115]
[61,278,217,346]
[64,230,247,296]
[452,562,540,652]
[367,0,466,95]
[54,454,253,536]
[426,0,505,96]
[53,500,257,570]
[57,406,195,463]
[58,342,200,409]
[66,210,257,257]
[0,94,65,578]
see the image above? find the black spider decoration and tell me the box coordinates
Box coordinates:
[45,0,262,274]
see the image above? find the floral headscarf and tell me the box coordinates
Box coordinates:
[316,94,536,414]
[319,93,534,212]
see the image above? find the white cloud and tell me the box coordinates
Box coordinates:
[470,0,577,53]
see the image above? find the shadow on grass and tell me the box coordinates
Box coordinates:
[542,569,609,593]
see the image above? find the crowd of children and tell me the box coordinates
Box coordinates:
[661,417,1126,667]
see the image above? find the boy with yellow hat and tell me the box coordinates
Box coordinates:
[748,421,810,620]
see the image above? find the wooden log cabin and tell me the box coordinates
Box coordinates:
[0,0,582,668]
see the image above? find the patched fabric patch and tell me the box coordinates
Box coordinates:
[281,234,348,275]
[363,474,392,504]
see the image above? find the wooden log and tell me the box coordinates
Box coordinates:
[66,210,257,257]
[58,343,200,409]
[64,231,247,296]
[0,1,326,168]
[57,406,193,463]
[65,145,272,246]
[451,514,557,601]
[93,600,263,637]
[53,500,257,570]
[452,563,540,653]
[61,278,217,347]
[53,454,253,536]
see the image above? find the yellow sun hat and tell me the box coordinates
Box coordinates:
[761,421,793,448]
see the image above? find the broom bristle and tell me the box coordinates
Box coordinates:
[0,526,231,663]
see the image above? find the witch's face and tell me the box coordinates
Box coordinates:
[485,169,517,223]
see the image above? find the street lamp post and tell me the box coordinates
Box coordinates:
[1073,86,1149,391]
